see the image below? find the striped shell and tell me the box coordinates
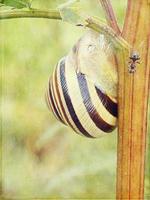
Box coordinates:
[46,30,118,138]
[45,55,118,138]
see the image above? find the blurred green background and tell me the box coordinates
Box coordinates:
[0,0,149,199]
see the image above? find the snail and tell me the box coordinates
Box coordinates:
[45,30,118,138]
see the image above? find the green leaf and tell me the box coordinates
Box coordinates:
[58,0,80,8]
[59,7,83,25]
[58,0,84,25]
[0,0,32,9]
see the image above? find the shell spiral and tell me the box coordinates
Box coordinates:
[45,31,118,138]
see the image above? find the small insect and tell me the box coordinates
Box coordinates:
[128,52,140,73]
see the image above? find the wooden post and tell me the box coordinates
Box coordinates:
[116,1,150,199]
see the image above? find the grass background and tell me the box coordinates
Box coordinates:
[1,0,149,199]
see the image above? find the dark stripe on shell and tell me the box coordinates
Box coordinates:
[45,89,53,112]
[46,88,59,120]
[51,75,65,124]
[95,86,118,117]
[48,79,64,123]
[77,73,116,133]
[59,58,94,138]
[54,63,78,130]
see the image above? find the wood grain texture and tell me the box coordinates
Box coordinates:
[116,0,150,199]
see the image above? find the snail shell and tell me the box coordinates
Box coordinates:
[45,31,118,138]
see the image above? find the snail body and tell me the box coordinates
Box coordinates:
[46,30,118,138]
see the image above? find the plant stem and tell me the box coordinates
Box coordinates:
[0,9,130,50]
[0,9,61,20]
[116,1,150,199]
[99,0,121,34]
[98,0,121,87]
[85,17,130,50]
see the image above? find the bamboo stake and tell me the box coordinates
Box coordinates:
[116,0,150,199]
